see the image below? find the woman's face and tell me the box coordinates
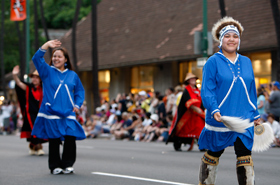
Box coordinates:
[31,75,41,87]
[52,50,67,71]
[188,78,197,86]
[222,32,239,53]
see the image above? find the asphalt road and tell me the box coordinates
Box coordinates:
[0,134,279,185]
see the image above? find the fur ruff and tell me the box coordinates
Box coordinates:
[252,122,274,152]
[211,16,244,42]
[221,116,250,133]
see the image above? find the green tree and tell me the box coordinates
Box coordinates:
[41,0,94,29]
[2,0,97,74]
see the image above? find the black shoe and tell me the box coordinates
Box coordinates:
[51,168,64,175]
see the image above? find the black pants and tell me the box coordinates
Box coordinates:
[48,136,76,170]
[207,137,251,158]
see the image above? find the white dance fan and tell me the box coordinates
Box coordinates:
[221,116,250,133]
[252,123,274,152]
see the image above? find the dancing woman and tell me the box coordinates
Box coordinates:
[31,40,86,174]
[198,17,260,185]
[13,66,45,155]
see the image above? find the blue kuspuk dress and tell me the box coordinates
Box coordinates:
[31,48,86,140]
[198,49,260,152]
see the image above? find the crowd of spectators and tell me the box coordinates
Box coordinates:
[81,87,184,142]
[1,81,280,147]
[258,81,280,147]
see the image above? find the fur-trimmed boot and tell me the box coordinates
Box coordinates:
[34,144,45,156]
[236,155,254,185]
[29,143,36,155]
[198,152,219,185]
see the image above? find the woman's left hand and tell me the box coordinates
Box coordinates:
[254,118,261,126]
[73,107,79,113]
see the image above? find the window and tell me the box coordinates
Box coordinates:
[98,70,110,101]
[247,52,271,88]
[131,66,154,93]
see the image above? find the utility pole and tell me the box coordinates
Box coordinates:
[0,0,6,98]
[26,0,30,77]
[270,0,280,82]
[72,0,82,73]
[202,0,208,58]
[91,0,100,112]
[218,0,226,18]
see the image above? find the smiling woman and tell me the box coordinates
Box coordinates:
[31,40,86,175]
[197,17,260,185]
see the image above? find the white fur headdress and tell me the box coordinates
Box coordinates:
[211,16,244,42]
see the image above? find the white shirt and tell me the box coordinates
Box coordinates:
[267,120,280,136]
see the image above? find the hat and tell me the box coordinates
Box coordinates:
[273,81,280,89]
[96,107,102,112]
[211,16,244,43]
[184,73,198,82]
[28,70,39,78]
[150,114,159,122]
[138,91,147,96]
[111,103,118,109]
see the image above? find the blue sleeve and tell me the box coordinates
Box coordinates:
[31,48,51,80]
[201,57,220,115]
[248,59,260,120]
[74,74,85,109]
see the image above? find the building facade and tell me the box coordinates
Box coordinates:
[38,0,279,113]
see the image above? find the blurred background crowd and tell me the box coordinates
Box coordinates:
[1,80,280,148]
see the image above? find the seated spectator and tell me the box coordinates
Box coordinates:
[84,115,103,138]
[132,112,152,141]
[142,114,160,142]
[113,113,140,140]
[156,118,169,142]
[266,114,280,147]
[110,115,123,135]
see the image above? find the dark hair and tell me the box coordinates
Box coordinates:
[158,95,164,101]
[257,87,264,97]
[48,47,73,70]
[132,115,138,122]
[267,113,275,120]
[117,115,122,122]
[169,87,174,93]
[155,91,160,98]
[145,112,151,118]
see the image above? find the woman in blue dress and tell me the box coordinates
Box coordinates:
[31,40,86,175]
[198,17,260,185]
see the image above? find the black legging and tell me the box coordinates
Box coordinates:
[207,137,251,158]
[48,136,76,170]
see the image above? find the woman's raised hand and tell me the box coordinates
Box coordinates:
[12,65,20,76]
[41,40,61,50]
[48,40,61,48]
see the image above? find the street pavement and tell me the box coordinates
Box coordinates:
[0,134,279,185]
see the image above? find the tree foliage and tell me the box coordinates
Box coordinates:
[40,0,99,29]
[1,0,98,74]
